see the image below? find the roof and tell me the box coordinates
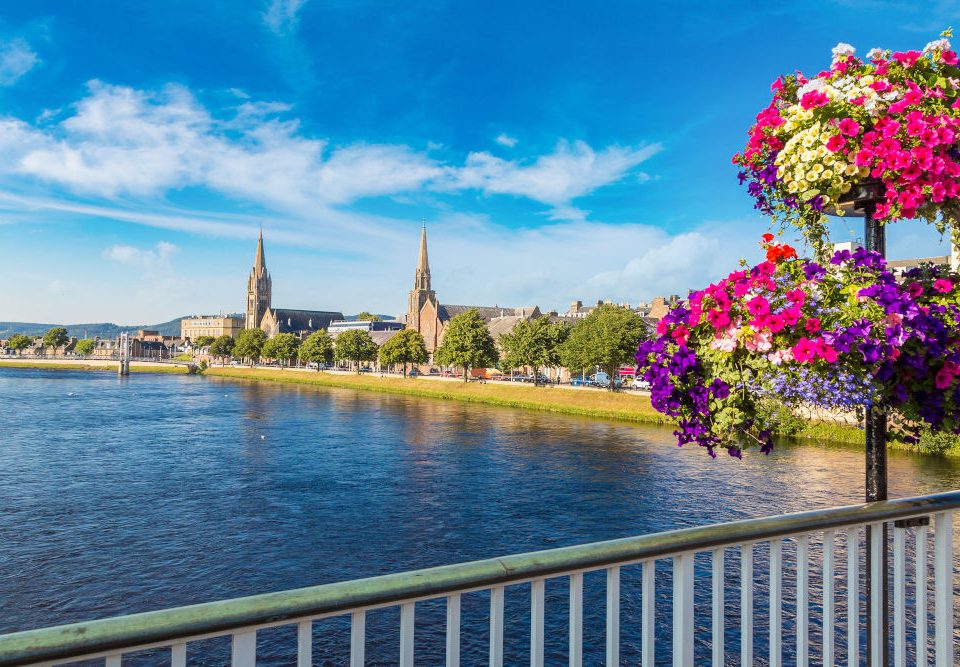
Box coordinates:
[887,256,949,269]
[486,315,526,339]
[438,305,540,323]
[268,309,344,334]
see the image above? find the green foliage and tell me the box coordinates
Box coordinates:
[6,334,34,353]
[378,328,427,376]
[42,327,69,350]
[434,308,498,381]
[499,316,570,385]
[198,359,208,372]
[335,328,379,372]
[174,353,193,362]
[234,328,268,366]
[559,304,649,390]
[193,335,216,349]
[208,335,235,361]
[354,311,382,322]
[262,333,300,367]
[299,331,335,369]
[74,339,96,356]
[914,430,960,455]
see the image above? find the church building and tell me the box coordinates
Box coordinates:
[245,232,343,337]
[406,225,540,358]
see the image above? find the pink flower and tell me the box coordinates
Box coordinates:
[800,90,830,110]
[671,325,689,346]
[767,313,786,333]
[838,118,861,137]
[893,50,922,67]
[804,318,821,333]
[792,337,817,363]
[817,341,838,363]
[906,118,926,137]
[786,289,806,306]
[943,50,959,66]
[746,296,770,317]
[855,149,874,166]
[903,164,922,181]
[936,368,954,390]
[933,278,953,293]
[826,135,847,152]
[932,182,947,203]
[706,309,731,329]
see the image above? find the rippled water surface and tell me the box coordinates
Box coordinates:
[2,368,959,665]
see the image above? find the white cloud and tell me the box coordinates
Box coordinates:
[447,140,662,220]
[103,241,179,269]
[495,133,517,148]
[0,81,659,225]
[263,0,308,35]
[0,38,38,86]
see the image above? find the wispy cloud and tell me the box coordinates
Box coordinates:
[263,0,308,35]
[495,133,517,148]
[103,241,179,269]
[0,38,38,86]
[0,81,660,227]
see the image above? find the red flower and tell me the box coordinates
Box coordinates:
[761,233,775,243]
[804,317,821,333]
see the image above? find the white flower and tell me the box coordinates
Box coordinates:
[924,38,951,54]
[832,42,856,60]
[866,47,884,60]
[797,78,826,98]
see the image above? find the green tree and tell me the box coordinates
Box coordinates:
[354,311,382,322]
[434,308,498,382]
[209,335,235,365]
[193,335,216,349]
[262,333,300,368]
[234,328,267,367]
[5,334,33,355]
[378,328,427,377]
[559,304,649,391]
[299,331,334,370]
[335,329,379,373]
[42,327,69,353]
[74,339,96,356]
[499,316,572,386]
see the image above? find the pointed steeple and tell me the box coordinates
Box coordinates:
[416,222,429,274]
[254,228,267,276]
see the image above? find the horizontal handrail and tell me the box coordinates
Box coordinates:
[1,490,958,666]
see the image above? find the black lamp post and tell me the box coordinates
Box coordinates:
[830,177,888,663]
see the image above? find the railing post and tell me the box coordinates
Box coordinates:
[350,610,365,667]
[847,527,860,667]
[916,523,929,665]
[870,522,884,667]
[796,535,809,667]
[822,530,835,666]
[934,511,953,667]
[673,553,694,667]
[569,573,583,667]
[770,539,782,667]
[531,579,545,667]
[399,602,415,667]
[741,543,753,666]
[231,631,256,667]
[642,560,655,667]
[711,548,723,667]
[447,594,461,667]
[606,566,620,666]
[297,620,312,667]
[893,524,906,667]
[490,586,505,667]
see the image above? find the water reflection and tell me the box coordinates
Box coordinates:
[1,368,959,664]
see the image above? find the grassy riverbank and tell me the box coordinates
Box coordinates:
[0,360,189,374]
[202,367,887,450]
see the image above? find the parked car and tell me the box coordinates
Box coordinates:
[570,377,594,387]
[358,366,372,373]
[630,378,651,390]
[409,368,421,377]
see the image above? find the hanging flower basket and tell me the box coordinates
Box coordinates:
[733,31,960,253]
[635,237,960,458]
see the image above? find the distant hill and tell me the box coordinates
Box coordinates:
[0,317,185,339]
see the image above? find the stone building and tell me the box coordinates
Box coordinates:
[405,226,540,357]
[246,230,272,329]
[181,316,244,341]
[244,232,343,338]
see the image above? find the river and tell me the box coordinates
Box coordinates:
[1,368,958,664]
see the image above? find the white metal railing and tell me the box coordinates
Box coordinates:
[0,492,957,666]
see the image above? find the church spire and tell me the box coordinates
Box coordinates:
[416,222,429,275]
[254,228,267,276]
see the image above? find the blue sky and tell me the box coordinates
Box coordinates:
[0,0,956,323]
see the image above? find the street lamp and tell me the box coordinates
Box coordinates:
[827,177,888,662]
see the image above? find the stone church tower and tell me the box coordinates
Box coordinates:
[246,230,272,329]
[407,225,437,333]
